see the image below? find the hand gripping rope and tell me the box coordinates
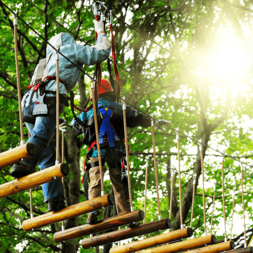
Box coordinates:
[92,2,121,102]
[92,1,107,99]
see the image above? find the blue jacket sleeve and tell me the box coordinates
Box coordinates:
[76,34,111,65]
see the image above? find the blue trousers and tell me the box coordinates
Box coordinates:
[20,102,65,203]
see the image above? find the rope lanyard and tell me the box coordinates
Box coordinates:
[151,117,161,221]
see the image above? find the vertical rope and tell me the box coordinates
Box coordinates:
[241,163,247,248]
[151,117,161,220]
[91,82,104,196]
[143,160,149,239]
[222,156,227,241]
[199,139,206,235]
[230,188,236,241]
[210,181,216,234]
[55,49,60,164]
[122,97,133,212]
[13,14,24,145]
[61,131,65,187]
[61,131,65,232]
[176,128,183,228]
[28,130,34,218]
[169,169,174,232]
[190,173,197,228]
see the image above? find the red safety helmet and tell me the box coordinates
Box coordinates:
[97,79,114,96]
[90,79,114,101]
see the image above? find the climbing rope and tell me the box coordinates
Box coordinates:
[143,159,149,239]
[241,163,247,248]
[169,169,174,232]
[199,140,207,235]
[210,181,216,234]
[151,116,161,220]
[13,14,24,146]
[230,187,236,241]
[190,173,197,228]
[222,156,227,241]
[122,96,134,212]
[176,128,184,228]
[91,81,104,196]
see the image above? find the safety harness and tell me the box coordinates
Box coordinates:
[21,75,68,124]
[81,102,130,200]
[86,102,120,158]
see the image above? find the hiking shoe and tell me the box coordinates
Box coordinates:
[86,213,98,224]
[11,162,35,179]
[48,201,66,212]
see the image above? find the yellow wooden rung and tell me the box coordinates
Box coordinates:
[0,143,36,169]
[54,209,144,243]
[0,163,69,199]
[22,193,115,231]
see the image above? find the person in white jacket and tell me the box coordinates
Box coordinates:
[11,20,110,212]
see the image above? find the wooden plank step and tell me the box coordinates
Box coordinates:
[134,234,216,253]
[53,209,145,243]
[81,218,171,249]
[0,143,36,169]
[0,163,69,199]
[186,241,234,253]
[22,194,115,231]
[110,227,192,253]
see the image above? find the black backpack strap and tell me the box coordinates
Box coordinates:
[70,91,91,128]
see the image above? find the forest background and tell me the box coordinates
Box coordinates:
[0,0,253,252]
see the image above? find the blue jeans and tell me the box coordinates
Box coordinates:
[20,102,65,203]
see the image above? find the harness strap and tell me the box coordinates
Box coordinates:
[26,76,65,91]
[98,107,119,148]
[81,156,88,184]
[70,91,91,128]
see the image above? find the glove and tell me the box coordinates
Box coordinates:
[155,119,171,131]
[93,19,104,33]
[59,120,67,132]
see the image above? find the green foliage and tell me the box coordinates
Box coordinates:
[1,0,253,252]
